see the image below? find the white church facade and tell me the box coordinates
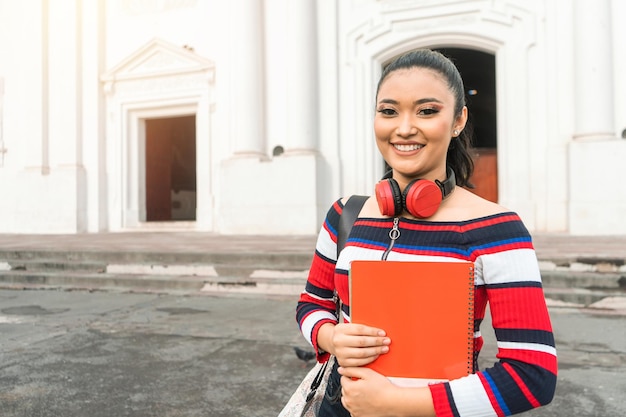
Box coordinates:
[0,0,624,236]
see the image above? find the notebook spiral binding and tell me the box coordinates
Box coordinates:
[467,265,476,375]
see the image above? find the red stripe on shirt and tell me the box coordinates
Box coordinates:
[428,383,456,417]
[488,287,553,331]
[502,362,541,408]
[497,348,558,375]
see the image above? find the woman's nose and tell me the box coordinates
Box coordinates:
[396,115,417,137]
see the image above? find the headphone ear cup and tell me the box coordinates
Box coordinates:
[375,178,403,216]
[403,179,443,218]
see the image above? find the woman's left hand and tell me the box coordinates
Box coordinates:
[338,366,396,417]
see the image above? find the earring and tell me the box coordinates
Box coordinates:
[453,130,459,136]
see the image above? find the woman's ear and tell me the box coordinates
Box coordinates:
[454,106,468,134]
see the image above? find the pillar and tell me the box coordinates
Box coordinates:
[47,0,80,166]
[285,0,318,153]
[228,0,266,157]
[573,0,614,140]
[0,77,5,167]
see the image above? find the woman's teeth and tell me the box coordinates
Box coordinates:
[394,144,423,151]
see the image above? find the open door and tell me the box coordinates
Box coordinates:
[145,115,197,221]
[435,48,498,202]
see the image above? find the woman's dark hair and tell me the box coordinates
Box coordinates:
[376,49,475,187]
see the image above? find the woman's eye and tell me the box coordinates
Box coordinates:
[377,108,396,116]
[419,108,439,115]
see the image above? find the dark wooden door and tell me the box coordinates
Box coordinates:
[468,148,498,203]
[145,119,172,221]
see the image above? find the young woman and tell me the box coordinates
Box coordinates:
[295,49,557,417]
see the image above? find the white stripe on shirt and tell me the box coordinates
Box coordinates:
[449,374,499,417]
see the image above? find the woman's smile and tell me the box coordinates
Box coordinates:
[393,143,424,152]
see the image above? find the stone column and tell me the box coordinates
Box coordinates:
[81,0,106,231]
[228,0,266,157]
[47,0,81,167]
[285,0,318,153]
[569,0,625,234]
[573,0,614,140]
[0,77,6,167]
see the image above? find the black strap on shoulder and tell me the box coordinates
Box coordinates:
[337,195,368,256]
[333,195,368,320]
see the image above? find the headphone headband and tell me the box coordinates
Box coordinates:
[381,168,456,199]
[436,168,456,199]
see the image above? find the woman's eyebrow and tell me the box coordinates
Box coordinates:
[377,97,443,105]
[414,97,443,105]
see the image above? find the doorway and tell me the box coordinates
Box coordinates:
[434,48,498,202]
[145,115,197,221]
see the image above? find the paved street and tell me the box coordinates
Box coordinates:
[1,289,624,417]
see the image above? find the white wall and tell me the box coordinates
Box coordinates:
[0,0,624,235]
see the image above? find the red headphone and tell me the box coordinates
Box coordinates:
[375,168,456,218]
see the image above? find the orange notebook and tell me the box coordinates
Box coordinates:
[349,260,475,387]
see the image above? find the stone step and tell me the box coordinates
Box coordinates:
[1,249,625,300]
[3,251,624,276]
[4,259,108,273]
[1,268,625,308]
[540,270,625,290]
[0,269,307,296]
[0,250,314,270]
[0,270,207,292]
[543,287,625,307]
[0,258,303,280]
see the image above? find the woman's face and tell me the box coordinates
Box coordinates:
[374,67,467,187]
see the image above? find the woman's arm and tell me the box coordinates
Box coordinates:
[297,199,391,365]
[430,219,557,416]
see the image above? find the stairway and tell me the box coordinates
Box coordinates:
[0,249,312,297]
[0,247,624,307]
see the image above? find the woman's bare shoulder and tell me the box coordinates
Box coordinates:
[438,188,510,221]
[461,188,510,214]
[340,195,380,217]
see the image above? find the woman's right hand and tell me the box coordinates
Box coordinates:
[330,322,391,367]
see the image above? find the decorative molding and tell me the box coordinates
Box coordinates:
[347,1,536,61]
[108,73,212,96]
[101,38,215,95]
[376,0,534,26]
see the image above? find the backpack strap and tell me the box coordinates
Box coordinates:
[337,195,368,257]
[330,195,368,347]
[322,195,369,355]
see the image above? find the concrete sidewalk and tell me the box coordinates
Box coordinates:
[1,289,624,417]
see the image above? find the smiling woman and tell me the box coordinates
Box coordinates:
[374,66,467,190]
[374,50,474,195]
[292,49,558,417]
